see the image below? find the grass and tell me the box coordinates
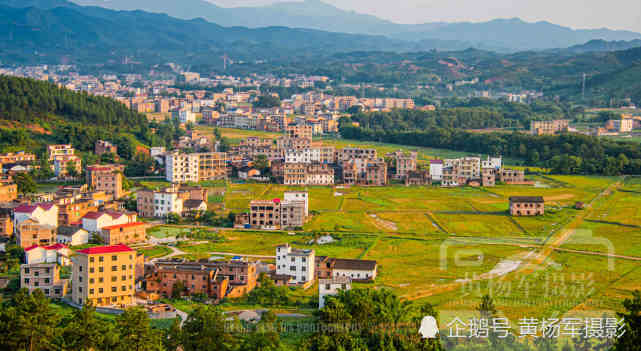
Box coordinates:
[137,246,173,259]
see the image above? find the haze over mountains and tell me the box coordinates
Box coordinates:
[69,0,641,51]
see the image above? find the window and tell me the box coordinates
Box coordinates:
[90,268,94,273]
[121,285,126,291]
[121,265,126,270]
[89,289,94,294]
[99,288,103,293]
[111,266,117,272]
[24,268,30,274]
[111,276,117,282]
[99,277,104,283]
[24,278,29,284]
[99,256,104,262]
[121,275,126,281]
[112,287,117,292]
[90,257,95,263]
[112,255,117,261]
[90,278,94,284]
[99,267,104,273]
[325,284,330,290]
[77,267,82,272]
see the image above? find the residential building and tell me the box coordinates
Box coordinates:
[331,258,377,282]
[405,170,431,186]
[54,155,82,178]
[17,220,57,248]
[389,151,417,179]
[275,244,315,284]
[337,147,377,162]
[429,160,443,182]
[173,110,196,124]
[0,151,36,165]
[152,189,183,218]
[82,211,136,233]
[284,191,309,216]
[47,144,75,161]
[606,119,634,133]
[481,167,496,187]
[95,140,118,156]
[280,200,306,229]
[20,263,68,298]
[286,124,313,140]
[151,147,166,165]
[530,120,570,135]
[249,199,281,230]
[72,244,136,306]
[196,152,229,181]
[86,164,124,200]
[14,203,58,233]
[498,169,526,184]
[136,190,155,218]
[100,222,148,245]
[0,216,13,237]
[481,156,502,170]
[24,243,71,266]
[165,152,199,183]
[285,149,312,164]
[58,199,97,226]
[310,146,336,164]
[319,276,351,309]
[0,183,17,202]
[57,226,89,246]
[509,196,545,216]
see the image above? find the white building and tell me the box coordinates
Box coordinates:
[285,149,312,164]
[24,243,72,266]
[81,211,136,233]
[153,191,184,217]
[319,276,351,309]
[331,258,377,282]
[13,203,59,234]
[429,160,443,181]
[481,156,502,170]
[56,227,89,246]
[165,152,199,183]
[173,110,196,124]
[284,191,308,216]
[275,244,315,284]
[306,173,335,186]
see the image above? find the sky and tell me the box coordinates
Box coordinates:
[209,0,641,32]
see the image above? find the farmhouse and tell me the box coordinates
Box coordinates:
[509,196,545,216]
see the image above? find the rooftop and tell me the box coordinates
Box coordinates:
[509,196,544,203]
[101,222,146,231]
[76,244,134,255]
[332,258,377,271]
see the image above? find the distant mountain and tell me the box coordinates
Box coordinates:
[0,1,434,65]
[66,0,641,51]
[556,39,641,54]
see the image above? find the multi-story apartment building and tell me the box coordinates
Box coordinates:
[280,200,306,229]
[0,216,13,237]
[249,199,281,230]
[53,155,82,178]
[86,164,125,200]
[509,196,545,216]
[337,148,377,162]
[276,244,315,285]
[0,183,17,202]
[95,140,118,156]
[165,152,199,183]
[429,160,443,182]
[58,199,97,226]
[310,147,336,164]
[197,152,229,181]
[389,151,417,180]
[17,219,56,248]
[305,163,335,185]
[284,191,309,216]
[364,159,387,186]
[137,185,208,218]
[286,124,313,140]
[481,167,496,187]
[283,163,306,185]
[442,157,482,187]
[530,120,570,135]
[342,158,387,186]
[136,190,155,218]
[165,152,229,183]
[47,144,75,161]
[20,263,68,298]
[72,244,136,306]
[285,149,312,164]
[0,151,36,165]
[99,222,148,245]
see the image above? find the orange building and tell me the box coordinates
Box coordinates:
[86,164,125,200]
[17,220,56,248]
[72,244,136,307]
[99,222,148,245]
[0,183,17,202]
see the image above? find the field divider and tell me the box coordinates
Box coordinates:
[425,211,448,234]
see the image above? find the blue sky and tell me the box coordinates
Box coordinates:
[209,0,641,32]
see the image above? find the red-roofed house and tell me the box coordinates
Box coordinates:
[13,203,58,234]
[72,244,136,306]
[81,211,137,233]
[99,222,148,245]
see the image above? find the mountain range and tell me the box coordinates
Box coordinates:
[68,0,641,51]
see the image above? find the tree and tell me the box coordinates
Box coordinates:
[171,280,186,299]
[240,310,281,351]
[614,290,641,351]
[253,95,281,108]
[66,163,79,178]
[181,306,233,351]
[0,289,60,351]
[166,213,182,225]
[253,155,269,172]
[14,173,37,195]
[115,307,164,351]
[60,302,107,351]
[163,317,183,351]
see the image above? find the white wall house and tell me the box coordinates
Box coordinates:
[56,227,89,246]
[82,211,135,233]
[25,244,71,266]
[330,258,377,282]
[13,203,59,234]
[319,276,351,309]
[153,191,184,218]
[275,244,315,284]
[284,191,309,216]
[481,156,502,170]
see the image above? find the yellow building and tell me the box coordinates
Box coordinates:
[72,244,136,307]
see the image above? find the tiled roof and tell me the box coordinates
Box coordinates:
[332,258,377,271]
[76,244,134,255]
[101,222,146,231]
[82,211,105,220]
[509,196,544,203]
[24,245,41,252]
[44,243,68,250]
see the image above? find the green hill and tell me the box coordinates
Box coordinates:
[0,75,154,161]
